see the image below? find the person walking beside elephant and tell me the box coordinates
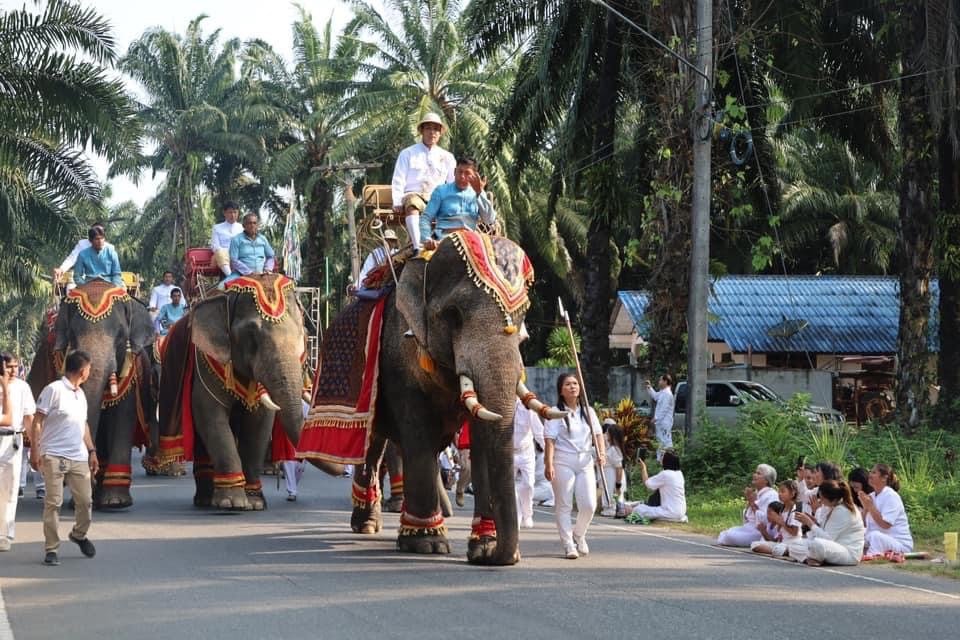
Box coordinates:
[73,224,123,288]
[454,423,471,507]
[226,212,276,283]
[513,397,544,529]
[29,351,99,566]
[0,353,36,552]
[419,157,496,250]
[544,373,605,559]
[391,112,456,252]
[211,201,243,277]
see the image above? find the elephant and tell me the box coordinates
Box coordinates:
[28,279,157,509]
[156,273,306,511]
[346,231,564,565]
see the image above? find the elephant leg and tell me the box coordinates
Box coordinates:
[97,399,136,510]
[236,409,274,511]
[192,384,248,510]
[466,422,519,566]
[351,434,386,534]
[193,437,214,507]
[381,441,404,513]
[396,447,450,555]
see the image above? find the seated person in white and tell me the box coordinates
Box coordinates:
[391,112,456,252]
[858,463,913,554]
[210,201,243,276]
[794,480,865,566]
[623,450,687,522]
[717,463,778,546]
[751,479,802,558]
[600,420,627,516]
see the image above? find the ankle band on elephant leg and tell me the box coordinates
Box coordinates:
[352,480,381,508]
[244,480,263,496]
[398,510,446,537]
[470,516,498,540]
[213,472,246,489]
[390,474,404,496]
[102,464,132,487]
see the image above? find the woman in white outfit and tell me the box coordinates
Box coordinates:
[513,397,544,528]
[624,451,687,522]
[794,480,865,566]
[600,420,626,516]
[544,373,605,559]
[858,463,913,554]
[717,463,778,546]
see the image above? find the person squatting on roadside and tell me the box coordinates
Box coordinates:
[29,350,99,566]
[419,156,496,250]
[717,463,778,547]
[211,201,244,277]
[391,112,456,252]
[513,397,544,529]
[544,373,605,560]
[1,355,35,552]
[793,480,865,566]
[645,374,675,459]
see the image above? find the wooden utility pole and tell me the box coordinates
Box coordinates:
[686,0,713,439]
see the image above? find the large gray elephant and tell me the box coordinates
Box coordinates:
[157,273,306,510]
[347,231,563,565]
[28,279,157,509]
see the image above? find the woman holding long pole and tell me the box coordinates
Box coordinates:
[544,372,605,559]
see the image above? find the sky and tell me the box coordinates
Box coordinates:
[3,0,378,205]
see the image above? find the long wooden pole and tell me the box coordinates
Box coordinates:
[558,298,610,505]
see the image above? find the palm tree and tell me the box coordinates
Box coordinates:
[120,16,265,260]
[0,0,136,293]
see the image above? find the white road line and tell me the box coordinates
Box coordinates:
[535,508,960,601]
[0,584,15,640]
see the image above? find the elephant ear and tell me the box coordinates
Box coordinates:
[190,295,232,364]
[53,304,71,352]
[396,258,427,342]
[126,300,156,352]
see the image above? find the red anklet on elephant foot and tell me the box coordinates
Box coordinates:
[101,464,132,487]
[352,480,381,508]
[470,516,497,540]
[399,510,446,537]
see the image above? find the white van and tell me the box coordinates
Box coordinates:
[672,380,844,427]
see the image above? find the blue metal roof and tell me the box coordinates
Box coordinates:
[618,276,940,354]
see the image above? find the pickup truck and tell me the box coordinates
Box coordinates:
[667,380,844,426]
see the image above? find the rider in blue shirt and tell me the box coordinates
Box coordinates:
[155,288,187,336]
[420,157,496,249]
[224,213,276,285]
[73,225,123,287]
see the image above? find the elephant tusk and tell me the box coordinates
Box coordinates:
[459,375,503,422]
[517,381,569,420]
[260,391,281,412]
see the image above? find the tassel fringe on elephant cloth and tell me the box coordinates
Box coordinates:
[297,297,388,465]
[156,316,296,465]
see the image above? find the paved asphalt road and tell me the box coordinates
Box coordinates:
[1,457,958,640]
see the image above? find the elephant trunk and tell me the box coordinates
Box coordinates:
[257,363,305,447]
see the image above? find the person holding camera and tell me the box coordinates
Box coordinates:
[644,374,675,460]
[717,463,778,547]
[622,450,688,523]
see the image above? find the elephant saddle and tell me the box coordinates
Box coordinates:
[297,297,388,464]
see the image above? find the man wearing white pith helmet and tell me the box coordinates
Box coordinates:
[391,112,456,252]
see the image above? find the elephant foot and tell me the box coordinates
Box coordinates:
[162,462,187,477]
[396,533,451,555]
[97,486,133,510]
[211,487,250,511]
[351,504,382,534]
[466,537,519,566]
[244,489,267,511]
[193,493,213,508]
[382,494,404,513]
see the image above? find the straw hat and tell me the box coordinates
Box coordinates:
[417,112,445,132]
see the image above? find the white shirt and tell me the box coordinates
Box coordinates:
[649,386,675,429]
[357,245,398,287]
[211,220,244,251]
[58,238,115,272]
[512,399,544,459]
[645,469,687,520]
[867,486,913,550]
[809,504,865,558]
[544,406,601,457]
[391,142,456,204]
[746,485,778,525]
[0,378,36,432]
[604,443,624,469]
[149,283,176,310]
[36,377,89,461]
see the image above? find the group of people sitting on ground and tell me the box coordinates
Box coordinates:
[717,459,913,566]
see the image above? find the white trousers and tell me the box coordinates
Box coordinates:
[405,214,421,250]
[631,503,687,522]
[0,435,23,539]
[655,421,673,457]
[551,451,597,547]
[20,446,45,490]
[514,452,535,523]
[799,538,860,565]
[283,460,304,496]
[533,450,554,505]
[602,466,625,507]
[865,530,912,554]
[717,523,762,547]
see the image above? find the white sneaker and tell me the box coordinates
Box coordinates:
[521,517,534,529]
[0,537,11,552]
[575,536,589,555]
[564,544,579,560]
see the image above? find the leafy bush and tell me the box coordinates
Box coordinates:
[737,395,810,474]
[682,418,758,489]
[601,397,653,462]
